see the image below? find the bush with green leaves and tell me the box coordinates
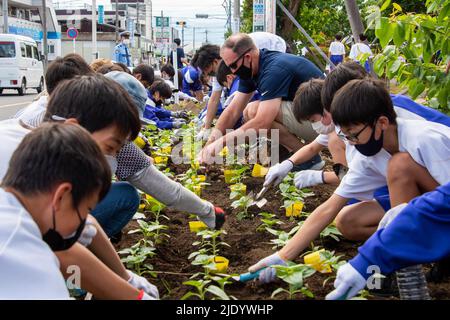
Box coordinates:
[366,0,450,113]
[231,195,254,220]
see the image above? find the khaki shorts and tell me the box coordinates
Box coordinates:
[280,101,318,143]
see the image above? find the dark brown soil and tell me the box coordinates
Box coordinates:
[115,161,450,300]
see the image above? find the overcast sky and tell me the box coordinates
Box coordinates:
[54,0,229,50]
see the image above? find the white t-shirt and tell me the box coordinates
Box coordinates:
[212,32,287,92]
[349,43,373,61]
[0,119,31,182]
[335,118,450,200]
[0,188,70,299]
[329,41,345,56]
[14,96,48,122]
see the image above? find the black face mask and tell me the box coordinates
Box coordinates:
[43,207,86,251]
[234,58,252,80]
[208,71,216,77]
[355,126,384,156]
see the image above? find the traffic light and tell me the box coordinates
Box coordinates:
[176,21,187,27]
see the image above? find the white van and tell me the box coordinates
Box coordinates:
[0,34,44,95]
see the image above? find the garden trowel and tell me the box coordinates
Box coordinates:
[232,268,265,282]
[247,184,271,208]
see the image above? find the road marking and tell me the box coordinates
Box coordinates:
[0,101,30,109]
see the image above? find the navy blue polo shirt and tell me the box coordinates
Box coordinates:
[238,49,324,101]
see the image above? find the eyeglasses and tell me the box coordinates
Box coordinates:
[337,123,370,142]
[226,48,252,70]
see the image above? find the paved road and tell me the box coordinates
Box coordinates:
[0,89,38,120]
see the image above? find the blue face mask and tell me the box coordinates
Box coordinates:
[355,126,384,156]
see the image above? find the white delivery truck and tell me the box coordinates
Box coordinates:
[0,34,44,96]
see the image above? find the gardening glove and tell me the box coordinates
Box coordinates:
[77,216,97,247]
[293,170,324,189]
[127,270,159,299]
[196,128,211,142]
[198,206,226,230]
[264,160,294,187]
[248,252,287,284]
[140,292,157,300]
[172,119,186,129]
[325,263,366,300]
[172,110,189,120]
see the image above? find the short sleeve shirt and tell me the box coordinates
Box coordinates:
[238,49,324,102]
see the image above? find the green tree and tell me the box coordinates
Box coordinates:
[367,0,450,113]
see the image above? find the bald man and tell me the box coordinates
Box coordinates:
[199,33,324,167]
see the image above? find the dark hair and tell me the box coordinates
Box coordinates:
[222,33,257,55]
[293,79,325,122]
[331,78,397,127]
[133,64,155,86]
[45,53,93,95]
[359,33,367,42]
[1,123,111,208]
[150,80,172,99]
[174,38,181,46]
[321,61,368,111]
[96,63,124,75]
[216,60,232,86]
[335,34,342,41]
[161,64,175,78]
[44,74,140,141]
[114,62,131,74]
[193,44,220,71]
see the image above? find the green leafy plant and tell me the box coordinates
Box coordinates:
[231,195,254,220]
[366,0,450,113]
[272,262,316,300]
[256,212,284,232]
[181,279,235,300]
[118,241,156,277]
[265,224,301,250]
[279,173,314,218]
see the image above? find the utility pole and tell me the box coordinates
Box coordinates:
[42,0,48,70]
[205,29,208,43]
[181,23,185,47]
[92,0,98,61]
[193,27,195,51]
[115,0,119,42]
[136,0,141,62]
[232,0,240,33]
[2,0,8,34]
[344,0,365,42]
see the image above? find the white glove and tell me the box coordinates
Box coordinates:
[325,263,366,300]
[264,160,294,187]
[172,119,186,129]
[294,170,323,189]
[141,292,157,300]
[198,204,216,229]
[248,252,287,284]
[196,128,211,141]
[77,216,97,247]
[203,95,210,103]
[127,270,159,299]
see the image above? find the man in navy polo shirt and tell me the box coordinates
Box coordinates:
[199,33,324,166]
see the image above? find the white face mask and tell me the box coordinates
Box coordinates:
[311,119,335,135]
[123,39,130,45]
[105,155,118,175]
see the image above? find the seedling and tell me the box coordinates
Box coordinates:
[256,212,284,232]
[272,262,316,300]
[128,219,170,245]
[231,195,254,220]
[279,174,314,219]
[229,183,247,199]
[297,221,342,242]
[181,279,235,300]
[118,241,156,277]
[265,224,301,250]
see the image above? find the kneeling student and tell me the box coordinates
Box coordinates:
[0,124,111,299]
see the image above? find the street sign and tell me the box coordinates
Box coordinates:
[156,16,170,27]
[98,5,104,24]
[67,27,78,39]
[253,0,265,32]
